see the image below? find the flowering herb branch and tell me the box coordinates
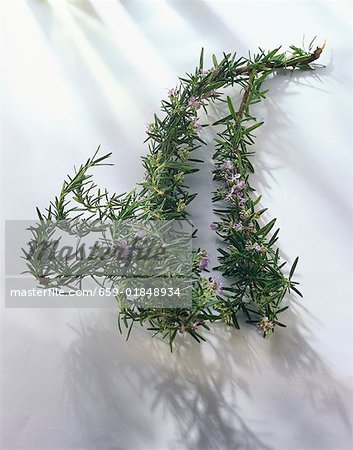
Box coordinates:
[34,41,324,349]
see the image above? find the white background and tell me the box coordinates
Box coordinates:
[1,1,352,449]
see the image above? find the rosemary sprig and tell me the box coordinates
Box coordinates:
[33,41,324,348]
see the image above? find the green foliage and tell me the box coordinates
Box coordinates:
[34,41,323,348]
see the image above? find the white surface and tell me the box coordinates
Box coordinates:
[1,1,352,449]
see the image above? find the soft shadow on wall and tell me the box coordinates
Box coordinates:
[62,304,352,450]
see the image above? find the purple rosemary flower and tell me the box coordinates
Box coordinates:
[210,277,223,293]
[178,323,186,333]
[192,319,204,330]
[38,276,50,286]
[232,222,243,231]
[210,222,218,231]
[168,87,178,98]
[224,160,233,170]
[200,68,212,78]
[257,317,275,334]
[238,194,247,206]
[116,240,133,259]
[191,118,202,133]
[199,255,209,270]
[246,243,262,252]
[236,180,246,191]
[230,173,241,182]
[225,185,236,201]
[135,229,147,239]
[188,96,202,110]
